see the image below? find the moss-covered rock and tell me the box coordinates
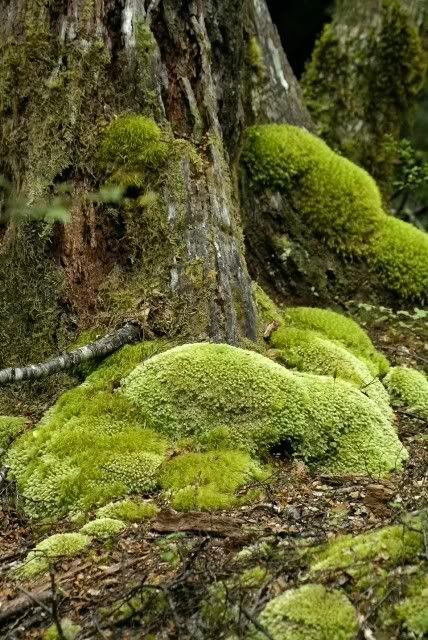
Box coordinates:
[159,450,268,511]
[13,533,91,580]
[384,365,428,419]
[251,584,358,640]
[123,343,406,475]
[80,517,126,539]
[96,498,159,522]
[242,124,428,301]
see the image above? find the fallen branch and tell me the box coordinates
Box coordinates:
[0,323,141,386]
[151,510,258,540]
[0,589,53,625]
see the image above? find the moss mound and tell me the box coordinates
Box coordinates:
[6,341,170,519]
[13,533,91,580]
[281,306,389,376]
[271,327,390,412]
[0,415,26,461]
[96,498,159,522]
[384,366,428,419]
[7,341,407,519]
[368,216,428,302]
[310,518,424,577]
[159,450,268,511]
[123,343,406,475]
[242,124,428,301]
[394,574,428,637]
[251,584,358,640]
[242,123,384,255]
[99,115,169,172]
[80,518,126,539]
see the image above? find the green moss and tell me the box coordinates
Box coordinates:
[242,124,384,256]
[67,328,107,379]
[384,366,428,419]
[270,328,391,413]
[6,341,170,519]
[0,225,67,368]
[253,283,283,328]
[394,574,428,637]
[96,498,159,522]
[160,450,269,511]
[86,340,171,390]
[80,517,126,539]
[310,519,424,576]
[100,589,167,626]
[43,619,81,640]
[123,343,406,475]
[242,124,428,301]
[252,584,358,640]
[0,416,26,461]
[13,533,91,580]
[239,565,271,589]
[99,115,169,173]
[368,216,428,302]
[280,306,389,376]
[247,37,265,78]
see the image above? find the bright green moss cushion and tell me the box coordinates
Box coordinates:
[271,327,391,412]
[0,415,26,461]
[13,533,91,579]
[242,123,384,254]
[123,343,406,475]
[6,341,407,520]
[6,341,171,519]
[384,366,428,419]
[159,450,269,511]
[251,584,358,640]
[368,217,428,302]
[281,306,389,376]
[99,115,169,172]
[242,124,428,301]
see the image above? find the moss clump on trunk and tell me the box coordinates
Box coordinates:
[242,124,428,302]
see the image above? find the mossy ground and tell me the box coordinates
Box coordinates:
[6,298,415,522]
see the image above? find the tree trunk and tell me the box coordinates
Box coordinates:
[0,0,311,370]
[302,0,426,194]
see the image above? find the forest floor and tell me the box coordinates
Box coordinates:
[0,306,427,639]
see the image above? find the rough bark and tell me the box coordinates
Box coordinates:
[302,0,426,192]
[0,0,312,375]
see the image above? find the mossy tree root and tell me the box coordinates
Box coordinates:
[0,323,141,385]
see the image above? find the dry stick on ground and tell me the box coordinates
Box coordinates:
[0,322,141,385]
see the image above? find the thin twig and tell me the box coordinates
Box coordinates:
[49,567,66,640]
